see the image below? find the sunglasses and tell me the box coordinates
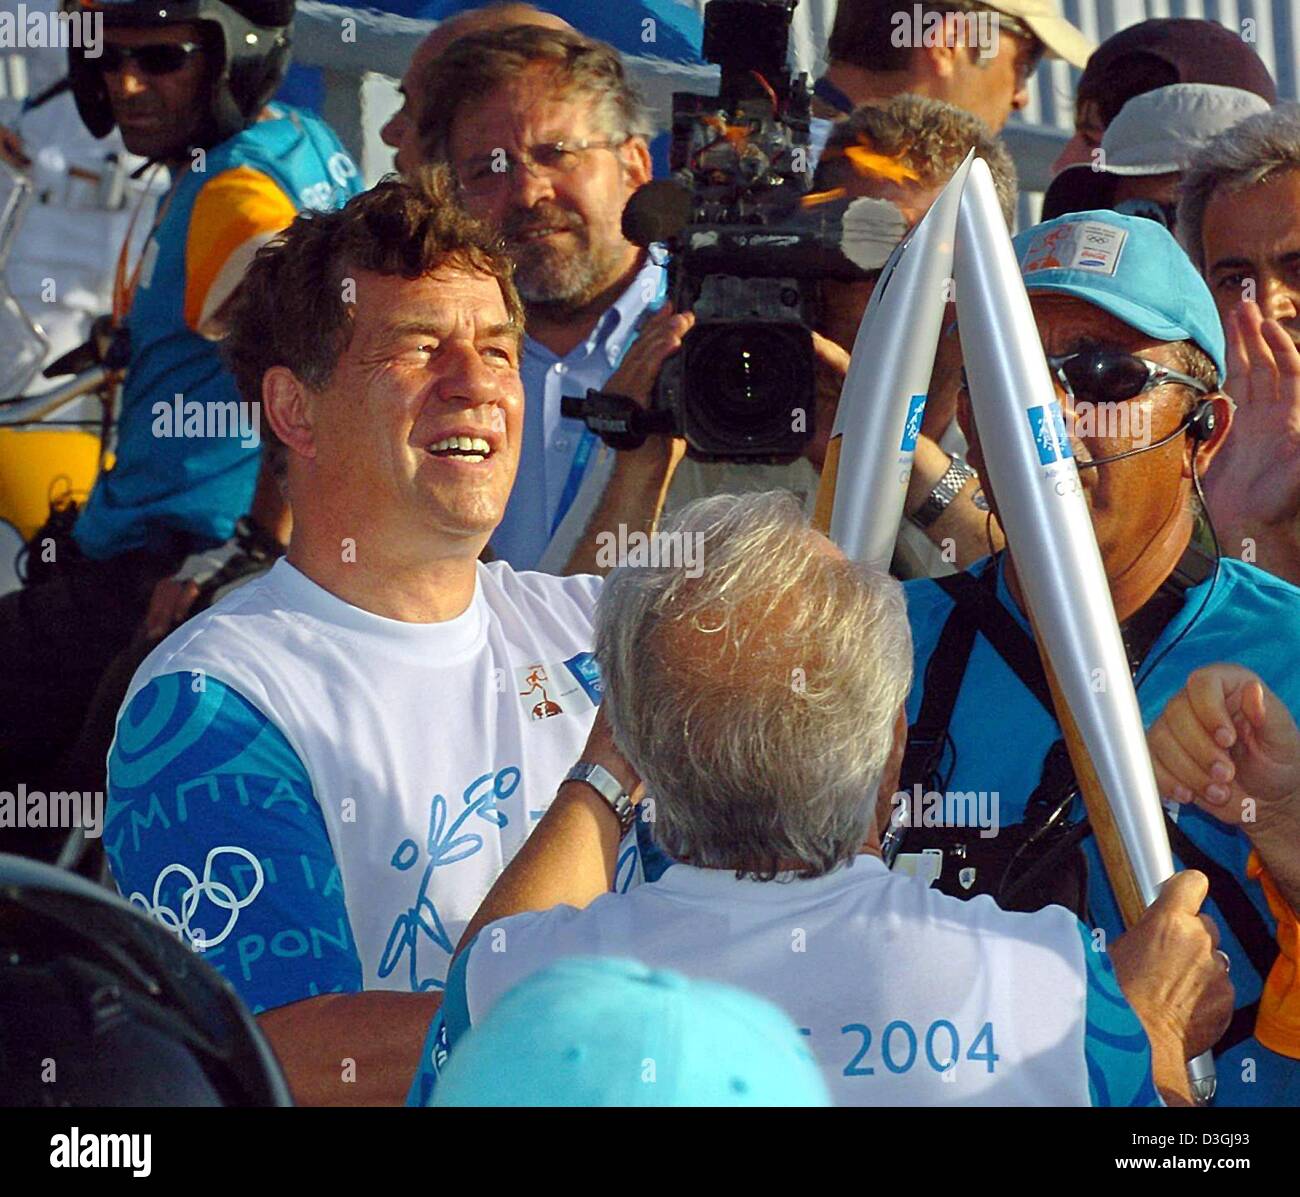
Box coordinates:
[961,350,1211,404]
[97,41,204,77]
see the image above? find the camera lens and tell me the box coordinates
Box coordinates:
[697,326,801,438]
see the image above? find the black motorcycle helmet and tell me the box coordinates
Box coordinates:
[66,0,294,148]
[0,854,293,1106]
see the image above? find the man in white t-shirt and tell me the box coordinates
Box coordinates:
[104,169,637,1105]
[410,491,1234,1107]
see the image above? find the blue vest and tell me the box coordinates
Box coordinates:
[73,104,363,560]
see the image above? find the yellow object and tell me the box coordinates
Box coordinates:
[184,165,297,332]
[811,433,842,535]
[0,426,103,540]
[1248,851,1300,1059]
[840,145,924,184]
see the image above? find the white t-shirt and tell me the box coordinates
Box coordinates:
[106,559,603,1009]
[412,855,1160,1107]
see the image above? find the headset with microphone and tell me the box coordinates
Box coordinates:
[1070,393,1225,688]
[1074,397,1218,469]
[964,356,1227,682]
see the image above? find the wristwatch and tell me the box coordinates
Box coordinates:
[910,456,978,531]
[564,761,637,835]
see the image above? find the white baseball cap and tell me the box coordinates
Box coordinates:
[982,0,1094,68]
[1043,83,1271,218]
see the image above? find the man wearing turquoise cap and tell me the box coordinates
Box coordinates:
[899,209,1300,1105]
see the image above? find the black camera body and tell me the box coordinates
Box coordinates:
[565,0,873,462]
[653,0,815,462]
[657,239,817,462]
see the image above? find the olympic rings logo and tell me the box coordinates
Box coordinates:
[129,845,264,951]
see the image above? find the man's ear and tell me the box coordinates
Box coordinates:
[622,135,653,192]
[877,703,909,822]
[262,366,319,464]
[920,38,963,81]
[1184,392,1234,479]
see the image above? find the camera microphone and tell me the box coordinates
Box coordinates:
[622,181,693,249]
[839,196,911,272]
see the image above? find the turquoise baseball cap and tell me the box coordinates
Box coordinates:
[1012,209,1227,383]
[429,956,831,1108]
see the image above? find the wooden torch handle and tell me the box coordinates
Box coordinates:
[811,434,842,536]
[1029,621,1149,930]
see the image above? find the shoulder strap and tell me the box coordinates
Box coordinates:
[919,572,983,733]
[939,565,1054,714]
[907,556,1280,1035]
[898,569,985,792]
[941,544,1218,716]
[1163,813,1278,982]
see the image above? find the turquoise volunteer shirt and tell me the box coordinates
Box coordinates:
[74,104,362,560]
[903,554,1300,1106]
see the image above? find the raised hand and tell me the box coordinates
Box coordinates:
[1148,663,1300,831]
[1204,301,1300,581]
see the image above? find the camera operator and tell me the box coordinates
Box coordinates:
[0,0,361,856]
[416,25,663,572]
[548,96,1019,581]
[423,3,883,574]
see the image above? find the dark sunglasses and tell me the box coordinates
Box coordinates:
[97,41,203,76]
[961,350,1211,404]
[997,13,1046,84]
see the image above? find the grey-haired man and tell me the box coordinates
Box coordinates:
[409,492,1232,1108]
[1179,104,1300,587]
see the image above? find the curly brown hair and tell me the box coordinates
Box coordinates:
[813,94,1019,229]
[221,166,524,478]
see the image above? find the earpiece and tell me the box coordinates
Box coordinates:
[1077,398,1218,470]
[1187,399,1217,443]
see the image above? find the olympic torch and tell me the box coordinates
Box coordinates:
[813,152,974,568]
[953,157,1216,1102]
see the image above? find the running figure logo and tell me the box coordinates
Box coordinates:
[519,664,563,720]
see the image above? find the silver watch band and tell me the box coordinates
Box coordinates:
[911,456,977,531]
[564,761,636,833]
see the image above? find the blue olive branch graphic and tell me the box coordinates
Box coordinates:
[378,766,522,991]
